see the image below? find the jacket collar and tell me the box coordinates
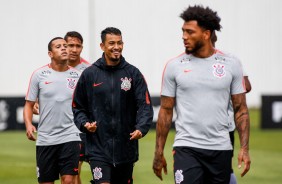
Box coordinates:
[94,53,127,70]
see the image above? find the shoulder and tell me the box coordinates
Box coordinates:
[32,64,51,76]
[78,64,97,78]
[166,52,187,67]
[80,58,91,65]
[162,52,187,75]
[214,49,241,65]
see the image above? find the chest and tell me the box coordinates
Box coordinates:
[175,60,233,92]
[89,69,135,96]
[38,72,79,99]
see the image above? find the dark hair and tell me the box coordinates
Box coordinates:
[101,27,122,43]
[64,31,83,44]
[211,31,217,46]
[180,5,221,33]
[48,37,63,51]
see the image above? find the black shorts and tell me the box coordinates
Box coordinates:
[36,141,80,183]
[89,160,133,184]
[79,133,89,162]
[229,130,235,172]
[173,147,232,184]
[229,130,235,157]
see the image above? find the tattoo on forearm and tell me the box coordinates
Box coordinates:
[232,94,250,150]
[155,96,175,153]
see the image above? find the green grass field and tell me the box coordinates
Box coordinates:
[1,108,282,184]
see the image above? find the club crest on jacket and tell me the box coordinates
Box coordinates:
[121,77,132,91]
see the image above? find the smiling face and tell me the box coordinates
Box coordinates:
[182,20,209,55]
[100,33,123,66]
[48,38,69,65]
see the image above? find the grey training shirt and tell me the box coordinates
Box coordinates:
[26,64,81,146]
[161,51,246,150]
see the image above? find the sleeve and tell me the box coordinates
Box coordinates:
[231,57,246,95]
[25,71,39,101]
[72,72,90,132]
[133,69,154,137]
[161,61,176,97]
[242,65,248,77]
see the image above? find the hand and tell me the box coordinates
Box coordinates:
[26,125,37,141]
[153,152,167,180]
[33,102,39,115]
[84,122,97,133]
[130,130,143,140]
[238,148,251,177]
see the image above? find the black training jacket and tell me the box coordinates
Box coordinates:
[72,54,153,165]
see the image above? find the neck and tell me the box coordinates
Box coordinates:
[68,59,80,68]
[104,56,120,66]
[192,44,215,58]
[50,60,69,71]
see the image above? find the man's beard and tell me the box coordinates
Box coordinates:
[110,57,120,62]
[185,40,204,55]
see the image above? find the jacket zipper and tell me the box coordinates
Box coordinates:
[111,72,116,166]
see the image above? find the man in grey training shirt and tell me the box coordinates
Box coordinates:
[64,31,92,184]
[23,37,81,184]
[153,5,251,184]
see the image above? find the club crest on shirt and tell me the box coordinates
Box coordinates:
[67,78,77,89]
[175,170,184,184]
[121,77,132,91]
[93,167,102,180]
[213,63,226,78]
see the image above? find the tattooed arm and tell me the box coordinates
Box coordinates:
[231,93,251,177]
[153,96,175,180]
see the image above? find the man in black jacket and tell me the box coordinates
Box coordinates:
[72,27,153,184]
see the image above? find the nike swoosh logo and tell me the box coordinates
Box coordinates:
[184,69,192,73]
[45,81,52,84]
[93,82,103,87]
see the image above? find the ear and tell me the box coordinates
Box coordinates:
[203,30,211,40]
[48,51,53,58]
[100,42,105,51]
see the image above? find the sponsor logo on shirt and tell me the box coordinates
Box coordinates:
[121,77,132,91]
[184,69,192,73]
[93,82,103,87]
[78,66,87,71]
[181,56,191,64]
[70,71,79,77]
[42,70,51,75]
[215,56,226,62]
[44,81,52,84]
